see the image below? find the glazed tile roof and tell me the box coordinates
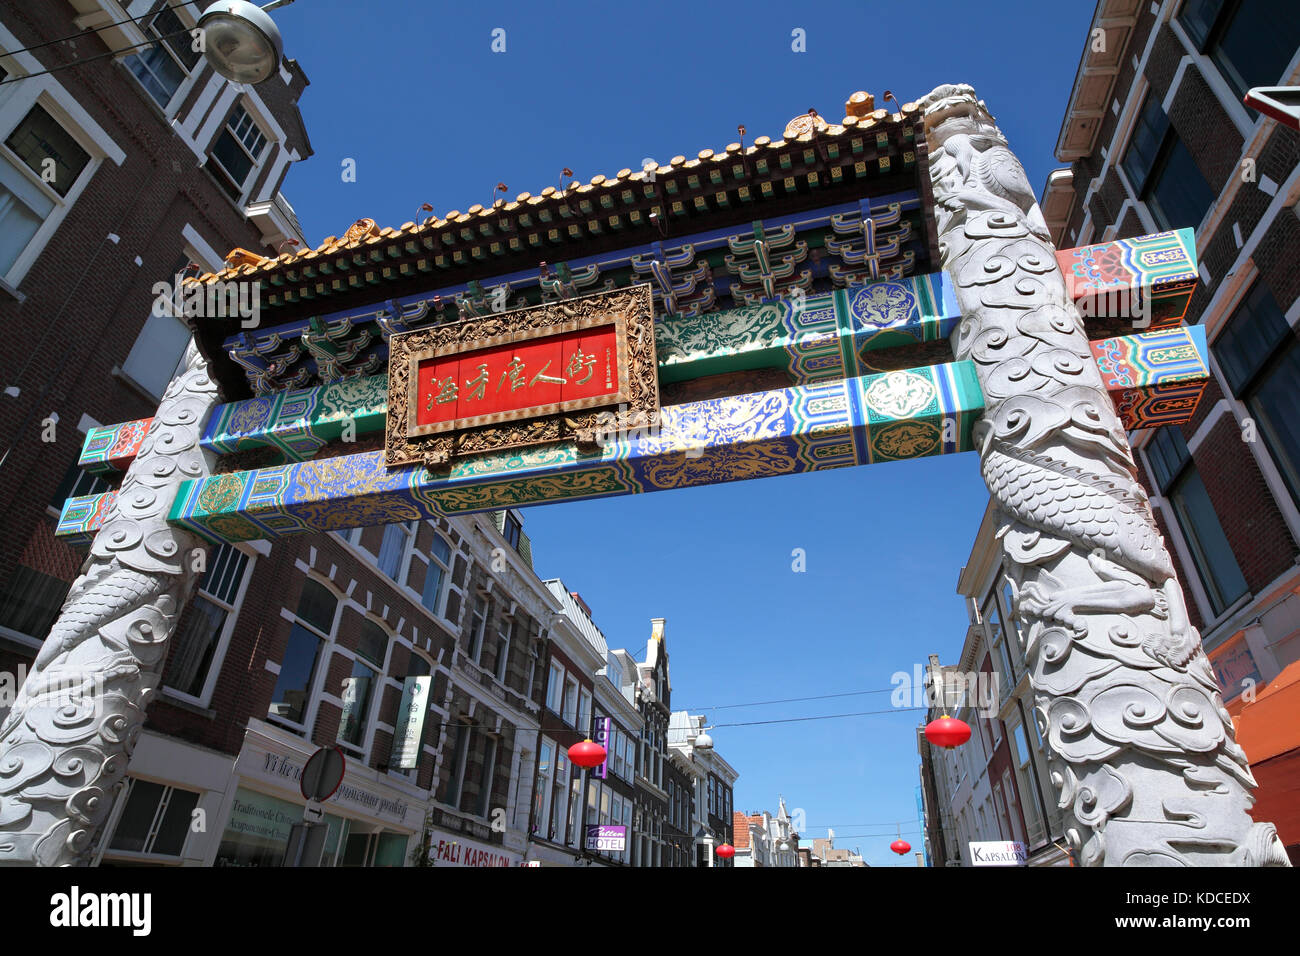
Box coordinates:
[195,94,926,290]
[188,91,936,398]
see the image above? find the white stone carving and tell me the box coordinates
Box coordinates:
[922,83,1288,866]
[0,342,217,865]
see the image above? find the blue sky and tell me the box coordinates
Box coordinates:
[274,0,1095,865]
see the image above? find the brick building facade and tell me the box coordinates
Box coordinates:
[1044,0,1300,859]
[0,0,309,690]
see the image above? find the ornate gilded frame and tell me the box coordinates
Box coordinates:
[386,284,658,472]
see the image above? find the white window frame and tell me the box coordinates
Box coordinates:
[577,686,592,735]
[121,236,221,400]
[546,661,564,713]
[563,674,579,728]
[468,597,489,665]
[0,31,125,289]
[120,1,205,116]
[375,521,412,580]
[336,616,391,758]
[414,528,454,619]
[536,737,555,839]
[494,614,512,683]
[204,99,272,207]
[100,777,200,865]
[161,540,257,709]
[268,575,341,736]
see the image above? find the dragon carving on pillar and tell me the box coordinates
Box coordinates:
[0,342,217,865]
[922,83,1288,866]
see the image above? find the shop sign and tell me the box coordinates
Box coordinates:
[428,833,520,867]
[392,675,431,770]
[969,840,1027,866]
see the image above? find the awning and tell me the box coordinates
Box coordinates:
[1232,659,1300,765]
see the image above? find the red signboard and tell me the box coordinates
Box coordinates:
[413,324,620,433]
[386,286,657,469]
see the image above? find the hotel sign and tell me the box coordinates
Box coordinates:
[587,825,627,852]
[386,285,658,471]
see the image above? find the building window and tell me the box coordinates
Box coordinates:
[50,461,110,509]
[563,674,579,727]
[550,750,569,841]
[1120,91,1215,233]
[503,512,522,549]
[441,718,472,808]
[468,597,489,665]
[1180,0,1300,103]
[376,522,410,579]
[546,660,564,713]
[1214,281,1300,509]
[269,578,337,727]
[1120,93,1170,196]
[164,542,251,700]
[420,533,452,617]
[494,616,513,683]
[534,739,554,835]
[983,592,1016,695]
[0,154,53,279]
[105,779,200,861]
[123,4,201,108]
[207,104,267,200]
[1147,426,1249,615]
[4,104,91,200]
[122,253,202,399]
[1007,716,1048,847]
[1145,134,1216,233]
[577,687,592,735]
[566,765,582,847]
[338,620,388,749]
[0,102,96,280]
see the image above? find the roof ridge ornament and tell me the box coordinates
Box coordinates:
[342,218,381,244]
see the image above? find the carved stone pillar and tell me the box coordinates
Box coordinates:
[0,342,217,865]
[921,84,1288,866]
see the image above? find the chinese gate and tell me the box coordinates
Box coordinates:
[2,84,1288,868]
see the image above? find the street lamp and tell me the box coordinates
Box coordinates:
[197,0,293,85]
[692,730,713,751]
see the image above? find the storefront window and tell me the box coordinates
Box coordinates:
[215,788,302,867]
[104,779,199,862]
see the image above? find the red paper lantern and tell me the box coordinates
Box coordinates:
[715,843,735,860]
[890,839,911,855]
[925,714,972,749]
[567,739,607,769]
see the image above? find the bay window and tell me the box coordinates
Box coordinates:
[207,103,267,201]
